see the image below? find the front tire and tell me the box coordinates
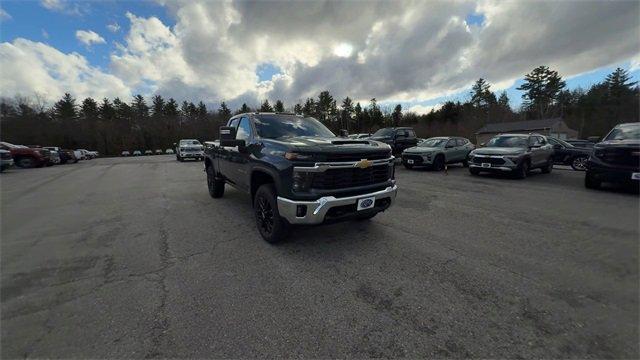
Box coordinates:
[432,155,444,171]
[571,156,588,171]
[541,159,553,174]
[584,171,601,189]
[462,159,469,167]
[254,184,289,243]
[514,161,529,179]
[469,167,480,175]
[206,165,224,198]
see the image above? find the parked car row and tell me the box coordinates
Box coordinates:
[397,122,639,190]
[121,149,175,156]
[0,142,98,172]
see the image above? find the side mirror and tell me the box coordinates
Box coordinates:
[219,126,246,147]
[587,136,600,143]
[339,129,349,138]
[553,144,562,150]
[480,142,485,147]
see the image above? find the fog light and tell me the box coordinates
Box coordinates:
[296,205,307,217]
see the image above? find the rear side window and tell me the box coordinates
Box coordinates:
[408,130,416,137]
[456,138,466,146]
[446,139,456,147]
[228,118,239,128]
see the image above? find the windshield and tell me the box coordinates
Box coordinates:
[372,128,395,137]
[180,140,201,146]
[419,138,448,148]
[486,135,528,148]
[254,116,334,139]
[604,124,640,141]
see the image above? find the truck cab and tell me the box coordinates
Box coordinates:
[369,127,419,154]
[204,113,398,242]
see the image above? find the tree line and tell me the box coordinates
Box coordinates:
[0,66,637,156]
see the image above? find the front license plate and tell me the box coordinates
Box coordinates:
[632,173,640,180]
[357,196,376,211]
[482,163,491,168]
[407,159,414,164]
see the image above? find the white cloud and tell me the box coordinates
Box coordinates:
[40,0,87,16]
[408,104,443,115]
[75,30,106,46]
[0,7,11,22]
[40,0,63,11]
[107,22,120,33]
[4,0,640,108]
[0,38,131,102]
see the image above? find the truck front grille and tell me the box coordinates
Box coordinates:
[596,148,640,168]
[311,165,391,190]
[324,152,390,162]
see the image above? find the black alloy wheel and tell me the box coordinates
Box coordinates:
[571,156,588,171]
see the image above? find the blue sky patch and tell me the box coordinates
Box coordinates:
[256,63,282,82]
[465,12,485,26]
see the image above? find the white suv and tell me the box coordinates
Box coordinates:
[175,139,204,161]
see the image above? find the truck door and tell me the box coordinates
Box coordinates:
[223,116,253,191]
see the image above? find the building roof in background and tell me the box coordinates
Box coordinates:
[476,118,564,134]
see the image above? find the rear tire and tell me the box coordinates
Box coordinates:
[584,171,601,189]
[254,184,289,243]
[16,157,36,168]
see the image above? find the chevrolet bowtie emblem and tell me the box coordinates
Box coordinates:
[355,159,372,169]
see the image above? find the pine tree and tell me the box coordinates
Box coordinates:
[151,95,165,118]
[260,99,273,112]
[303,98,316,117]
[274,100,285,112]
[517,65,566,118]
[237,103,251,114]
[218,101,231,118]
[392,104,402,126]
[316,91,334,122]
[605,67,637,100]
[293,103,303,115]
[53,93,78,121]
[497,91,510,110]
[470,78,494,108]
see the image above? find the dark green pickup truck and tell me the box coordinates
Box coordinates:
[204,112,398,243]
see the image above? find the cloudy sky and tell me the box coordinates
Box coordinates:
[0,0,638,113]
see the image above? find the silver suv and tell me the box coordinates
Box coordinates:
[401,137,475,170]
[468,133,554,179]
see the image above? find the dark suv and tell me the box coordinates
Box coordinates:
[585,122,640,189]
[369,127,419,154]
[204,113,397,242]
[547,137,592,171]
[468,134,554,179]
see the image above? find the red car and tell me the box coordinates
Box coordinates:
[0,142,51,168]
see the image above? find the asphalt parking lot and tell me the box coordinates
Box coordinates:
[1,156,638,358]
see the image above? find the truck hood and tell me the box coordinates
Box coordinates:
[596,139,640,148]
[472,147,526,156]
[263,136,391,154]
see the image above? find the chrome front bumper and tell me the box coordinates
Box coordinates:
[277,184,398,225]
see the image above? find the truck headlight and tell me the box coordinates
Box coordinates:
[292,171,314,192]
